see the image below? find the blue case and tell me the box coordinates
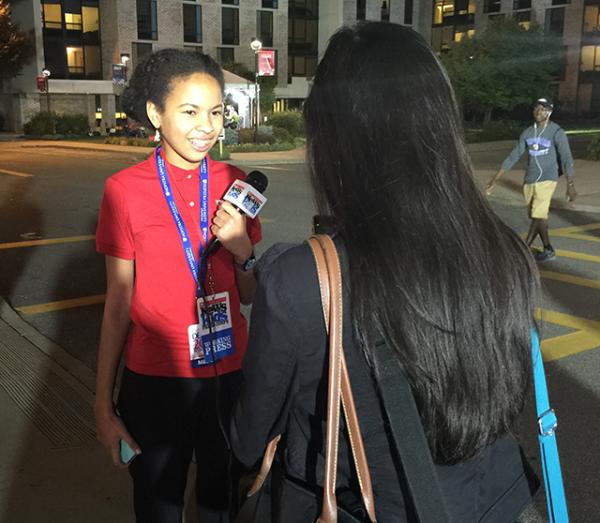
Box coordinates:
[120,439,137,464]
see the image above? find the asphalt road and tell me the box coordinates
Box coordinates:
[0,143,599,521]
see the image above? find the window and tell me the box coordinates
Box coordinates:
[484,0,501,13]
[513,0,531,10]
[222,7,239,45]
[551,0,569,4]
[66,46,84,74]
[262,0,278,7]
[257,11,273,47]
[217,47,235,65]
[84,45,101,78]
[65,12,82,30]
[381,1,390,22]
[545,8,565,37]
[454,28,475,41]
[404,0,413,25]
[433,1,454,25]
[584,6,600,35]
[81,6,100,42]
[357,0,366,20]
[291,55,317,77]
[183,4,202,43]
[132,42,153,69]
[222,0,239,5]
[43,3,62,29]
[514,10,531,29]
[581,46,600,72]
[137,0,158,40]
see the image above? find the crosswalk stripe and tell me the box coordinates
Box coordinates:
[555,249,600,263]
[535,309,600,361]
[0,168,33,178]
[0,235,96,250]
[15,294,106,314]
[540,271,600,290]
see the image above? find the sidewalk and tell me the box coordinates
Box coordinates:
[0,297,131,522]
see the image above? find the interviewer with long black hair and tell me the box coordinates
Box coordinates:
[231,22,539,522]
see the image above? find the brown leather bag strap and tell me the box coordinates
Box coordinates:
[308,235,376,523]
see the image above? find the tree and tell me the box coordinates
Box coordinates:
[442,18,564,125]
[0,0,35,82]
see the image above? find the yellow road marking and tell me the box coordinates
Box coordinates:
[540,271,600,290]
[555,249,600,263]
[0,168,33,178]
[552,233,600,243]
[16,294,106,314]
[535,309,600,361]
[0,235,95,250]
[550,223,600,234]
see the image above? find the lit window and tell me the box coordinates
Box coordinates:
[65,13,82,31]
[584,6,600,34]
[66,46,84,74]
[43,4,62,29]
[514,10,531,29]
[82,7,99,34]
[434,1,455,25]
[580,46,600,72]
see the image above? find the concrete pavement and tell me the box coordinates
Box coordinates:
[0,137,597,521]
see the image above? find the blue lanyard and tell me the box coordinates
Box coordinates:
[155,147,209,289]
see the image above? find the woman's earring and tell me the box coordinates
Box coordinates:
[154,128,161,142]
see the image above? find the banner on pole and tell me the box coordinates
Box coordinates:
[257,50,275,77]
[112,64,127,85]
[36,76,48,92]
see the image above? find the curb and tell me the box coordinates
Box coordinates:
[0,296,96,396]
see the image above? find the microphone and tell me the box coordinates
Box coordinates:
[203,170,269,257]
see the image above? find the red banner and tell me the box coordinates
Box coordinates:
[257,50,275,77]
[36,76,48,92]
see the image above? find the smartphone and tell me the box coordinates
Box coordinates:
[120,439,138,465]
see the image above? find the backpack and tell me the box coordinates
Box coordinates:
[553,127,564,177]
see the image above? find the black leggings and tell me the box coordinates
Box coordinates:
[117,368,242,523]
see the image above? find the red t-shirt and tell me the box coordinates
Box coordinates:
[96,152,262,378]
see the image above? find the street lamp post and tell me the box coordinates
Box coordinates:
[250,37,262,134]
[41,68,51,113]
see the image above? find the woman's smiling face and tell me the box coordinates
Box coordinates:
[147,72,224,170]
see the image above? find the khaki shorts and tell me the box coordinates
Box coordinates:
[523,181,557,219]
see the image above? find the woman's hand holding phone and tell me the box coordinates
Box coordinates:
[94,406,141,468]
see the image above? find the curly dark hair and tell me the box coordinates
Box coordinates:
[122,49,225,130]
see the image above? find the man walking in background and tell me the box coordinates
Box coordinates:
[486,98,577,262]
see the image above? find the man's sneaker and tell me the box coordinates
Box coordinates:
[535,246,556,262]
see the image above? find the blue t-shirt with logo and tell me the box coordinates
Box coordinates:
[501,121,574,184]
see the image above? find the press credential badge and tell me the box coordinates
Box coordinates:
[188,292,234,366]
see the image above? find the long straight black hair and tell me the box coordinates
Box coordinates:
[304,22,539,464]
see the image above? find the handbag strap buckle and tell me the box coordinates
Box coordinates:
[538,408,558,437]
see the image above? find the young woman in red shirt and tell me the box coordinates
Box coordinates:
[94,49,261,522]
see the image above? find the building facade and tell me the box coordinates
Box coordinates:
[1,0,289,132]
[1,0,598,132]
[277,0,599,116]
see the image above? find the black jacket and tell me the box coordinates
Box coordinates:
[231,240,537,522]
